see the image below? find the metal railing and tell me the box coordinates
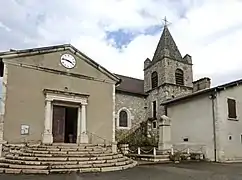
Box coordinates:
[124,145,206,157]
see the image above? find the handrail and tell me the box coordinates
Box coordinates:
[118,122,141,142]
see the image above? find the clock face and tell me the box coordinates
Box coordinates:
[60,54,76,69]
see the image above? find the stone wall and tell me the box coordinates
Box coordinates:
[143,56,194,138]
[144,57,193,93]
[115,92,146,141]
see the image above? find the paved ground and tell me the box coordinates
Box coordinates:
[1,162,242,180]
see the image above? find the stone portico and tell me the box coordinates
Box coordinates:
[42,89,89,144]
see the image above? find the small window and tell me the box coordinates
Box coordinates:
[228,135,232,140]
[152,101,157,119]
[183,138,188,142]
[240,134,242,144]
[119,110,128,127]
[227,98,237,119]
[151,71,158,89]
[152,121,157,129]
[175,68,184,86]
[0,59,4,77]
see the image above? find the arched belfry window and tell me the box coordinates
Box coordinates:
[151,71,158,89]
[175,68,184,85]
[119,110,128,127]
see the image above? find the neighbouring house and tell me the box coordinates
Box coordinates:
[161,79,242,162]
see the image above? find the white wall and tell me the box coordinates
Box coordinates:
[216,85,242,161]
[167,94,215,160]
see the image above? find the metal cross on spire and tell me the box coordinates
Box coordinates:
[162,16,171,27]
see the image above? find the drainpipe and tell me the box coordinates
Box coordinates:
[209,91,217,162]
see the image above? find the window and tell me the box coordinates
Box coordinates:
[152,121,157,129]
[152,101,157,119]
[117,107,132,129]
[0,59,4,77]
[227,98,237,119]
[228,135,232,140]
[240,134,242,144]
[119,110,128,127]
[183,137,188,142]
[175,68,184,86]
[151,71,158,89]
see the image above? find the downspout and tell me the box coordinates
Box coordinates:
[209,90,217,162]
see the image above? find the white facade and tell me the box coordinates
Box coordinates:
[166,83,242,162]
[166,94,215,161]
[215,85,242,161]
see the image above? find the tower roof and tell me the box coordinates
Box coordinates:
[152,25,182,63]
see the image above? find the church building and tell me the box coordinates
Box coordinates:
[0,24,211,154]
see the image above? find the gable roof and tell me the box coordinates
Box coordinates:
[115,74,147,97]
[161,78,242,106]
[152,25,183,63]
[0,44,121,84]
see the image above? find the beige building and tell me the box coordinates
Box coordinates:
[0,45,120,145]
[162,79,242,162]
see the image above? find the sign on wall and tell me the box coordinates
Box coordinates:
[21,124,30,135]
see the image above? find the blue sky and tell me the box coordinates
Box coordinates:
[1,0,242,86]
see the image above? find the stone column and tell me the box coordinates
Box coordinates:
[112,84,117,153]
[158,115,172,151]
[76,105,82,144]
[80,103,88,143]
[42,100,53,144]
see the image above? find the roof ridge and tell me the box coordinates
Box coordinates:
[0,43,72,55]
[114,73,144,81]
[0,43,121,84]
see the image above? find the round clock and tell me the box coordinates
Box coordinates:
[60,54,76,69]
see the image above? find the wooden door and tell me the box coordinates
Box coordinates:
[52,105,66,143]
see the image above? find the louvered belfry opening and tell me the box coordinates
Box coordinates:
[175,68,184,86]
[151,71,158,89]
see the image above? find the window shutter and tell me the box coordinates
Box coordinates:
[175,69,184,86]
[228,98,237,119]
[151,72,158,89]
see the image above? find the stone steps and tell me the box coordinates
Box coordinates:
[0,161,137,174]
[1,143,137,174]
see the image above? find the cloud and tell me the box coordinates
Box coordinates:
[0,0,242,86]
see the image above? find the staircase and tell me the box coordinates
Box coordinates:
[0,143,137,174]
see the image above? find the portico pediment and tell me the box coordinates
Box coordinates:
[43,89,88,105]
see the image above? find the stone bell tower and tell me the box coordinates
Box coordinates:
[144,21,194,122]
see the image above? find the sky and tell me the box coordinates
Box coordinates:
[0,0,242,86]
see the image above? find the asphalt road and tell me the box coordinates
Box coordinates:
[1,162,242,180]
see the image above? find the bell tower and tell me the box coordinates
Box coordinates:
[144,18,193,119]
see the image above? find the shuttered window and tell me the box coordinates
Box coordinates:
[175,69,184,86]
[151,71,158,89]
[227,98,237,119]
